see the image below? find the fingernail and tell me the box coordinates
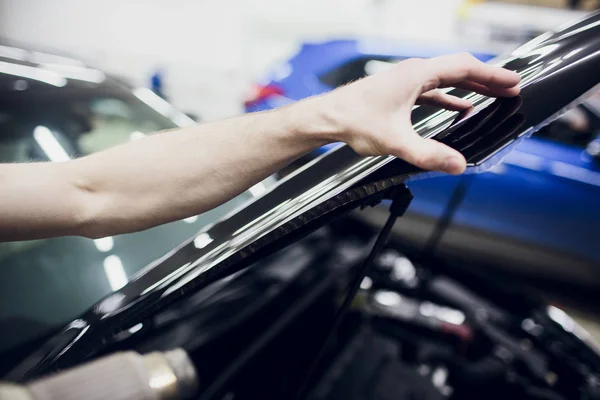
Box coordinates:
[444,157,465,174]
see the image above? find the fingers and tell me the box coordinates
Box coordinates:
[417,90,473,111]
[389,123,467,175]
[421,52,521,94]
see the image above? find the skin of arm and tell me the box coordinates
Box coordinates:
[0,53,521,241]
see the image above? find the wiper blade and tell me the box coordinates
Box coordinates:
[9,10,600,381]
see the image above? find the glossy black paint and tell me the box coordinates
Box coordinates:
[8,11,600,380]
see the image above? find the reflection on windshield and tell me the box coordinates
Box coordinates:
[94,237,114,252]
[33,126,70,162]
[133,87,195,128]
[103,255,128,291]
[0,89,255,354]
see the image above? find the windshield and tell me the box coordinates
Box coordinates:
[0,81,256,354]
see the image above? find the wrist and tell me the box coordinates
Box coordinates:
[282,95,344,147]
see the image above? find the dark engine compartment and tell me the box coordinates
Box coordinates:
[68,211,600,400]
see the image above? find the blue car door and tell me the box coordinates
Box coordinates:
[448,108,600,278]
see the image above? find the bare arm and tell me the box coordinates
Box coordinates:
[0,53,520,241]
[0,102,332,240]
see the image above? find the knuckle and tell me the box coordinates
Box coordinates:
[459,51,476,62]
[349,140,375,157]
[407,149,431,168]
[457,52,479,71]
[414,150,445,170]
[401,57,424,70]
[414,154,433,168]
[420,69,440,91]
[463,64,474,77]
[430,90,443,100]
[381,135,406,156]
[354,135,393,157]
[387,142,405,157]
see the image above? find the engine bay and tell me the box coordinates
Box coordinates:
[84,214,600,400]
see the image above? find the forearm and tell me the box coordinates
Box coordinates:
[0,98,335,240]
[0,162,87,241]
[75,101,335,238]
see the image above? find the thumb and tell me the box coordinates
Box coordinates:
[392,127,466,175]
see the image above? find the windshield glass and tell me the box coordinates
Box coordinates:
[0,81,256,354]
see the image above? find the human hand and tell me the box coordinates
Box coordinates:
[314,53,521,175]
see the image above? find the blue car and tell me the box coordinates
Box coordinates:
[245,39,600,287]
[245,38,495,155]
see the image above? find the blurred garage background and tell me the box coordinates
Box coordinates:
[0,0,596,121]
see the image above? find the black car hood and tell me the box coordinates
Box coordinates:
[8,11,600,380]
